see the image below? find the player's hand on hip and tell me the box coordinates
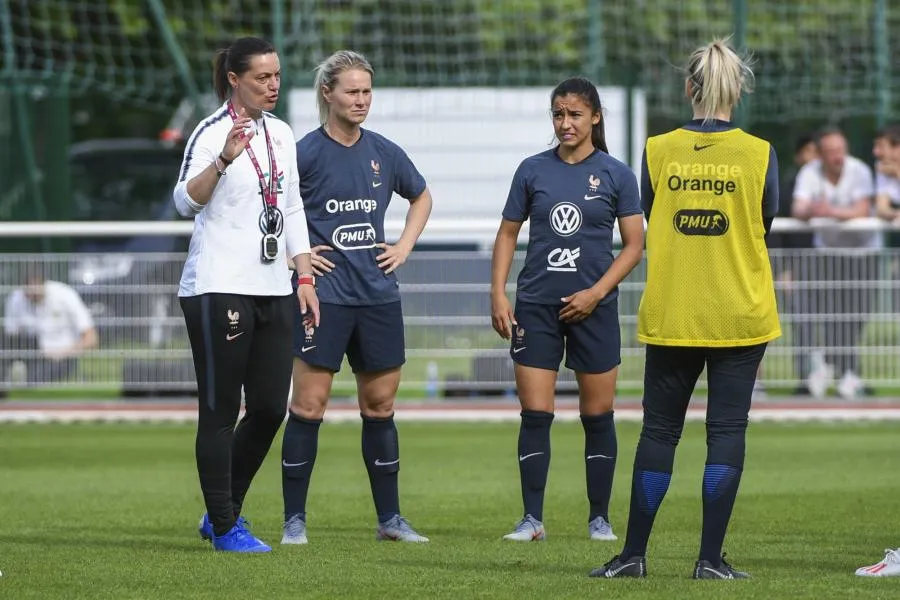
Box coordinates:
[310,245,335,276]
[375,242,411,274]
[297,282,320,327]
[491,293,516,339]
[559,289,602,323]
[221,107,255,162]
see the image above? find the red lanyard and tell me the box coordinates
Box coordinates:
[226,102,278,207]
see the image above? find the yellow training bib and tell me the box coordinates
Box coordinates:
[637,127,781,347]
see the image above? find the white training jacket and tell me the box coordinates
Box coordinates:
[173,102,311,297]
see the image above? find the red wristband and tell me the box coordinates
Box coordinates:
[298,275,315,287]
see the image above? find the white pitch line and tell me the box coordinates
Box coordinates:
[3,407,900,424]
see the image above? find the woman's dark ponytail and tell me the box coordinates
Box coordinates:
[213,49,230,102]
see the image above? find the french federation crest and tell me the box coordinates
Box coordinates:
[371,159,383,188]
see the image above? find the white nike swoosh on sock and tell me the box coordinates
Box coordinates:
[518,452,545,462]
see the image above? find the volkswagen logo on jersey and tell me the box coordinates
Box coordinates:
[550,202,582,237]
[258,207,284,236]
[333,223,377,250]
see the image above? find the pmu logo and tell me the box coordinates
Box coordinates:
[673,209,729,236]
[550,202,582,237]
[332,223,377,250]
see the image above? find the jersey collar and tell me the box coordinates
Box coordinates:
[552,146,600,165]
[682,119,736,133]
[318,125,366,149]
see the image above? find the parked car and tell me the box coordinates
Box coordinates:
[67,139,187,348]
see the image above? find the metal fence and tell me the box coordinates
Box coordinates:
[1,246,899,399]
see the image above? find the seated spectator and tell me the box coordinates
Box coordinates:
[1,265,98,395]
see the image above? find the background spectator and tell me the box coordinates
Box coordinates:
[791,126,877,400]
[1,265,98,395]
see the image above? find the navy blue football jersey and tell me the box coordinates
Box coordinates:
[296,128,426,305]
[503,148,641,304]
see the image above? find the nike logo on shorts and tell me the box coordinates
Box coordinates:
[301,345,317,353]
[512,347,527,354]
[225,332,244,341]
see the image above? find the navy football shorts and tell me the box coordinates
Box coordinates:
[510,298,621,374]
[294,300,405,373]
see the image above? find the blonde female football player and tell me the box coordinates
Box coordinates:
[280,50,432,545]
[591,38,780,580]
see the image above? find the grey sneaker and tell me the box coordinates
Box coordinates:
[281,514,308,545]
[502,514,545,541]
[589,554,647,578]
[588,516,617,541]
[693,554,750,579]
[376,515,429,543]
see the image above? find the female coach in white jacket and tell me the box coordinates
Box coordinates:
[173,36,319,553]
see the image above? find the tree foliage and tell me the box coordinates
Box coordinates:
[4,0,894,123]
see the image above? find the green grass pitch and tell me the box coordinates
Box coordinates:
[0,420,897,599]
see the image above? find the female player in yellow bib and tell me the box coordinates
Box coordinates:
[591,38,780,580]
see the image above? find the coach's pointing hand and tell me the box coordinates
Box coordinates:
[221,107,255,163]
